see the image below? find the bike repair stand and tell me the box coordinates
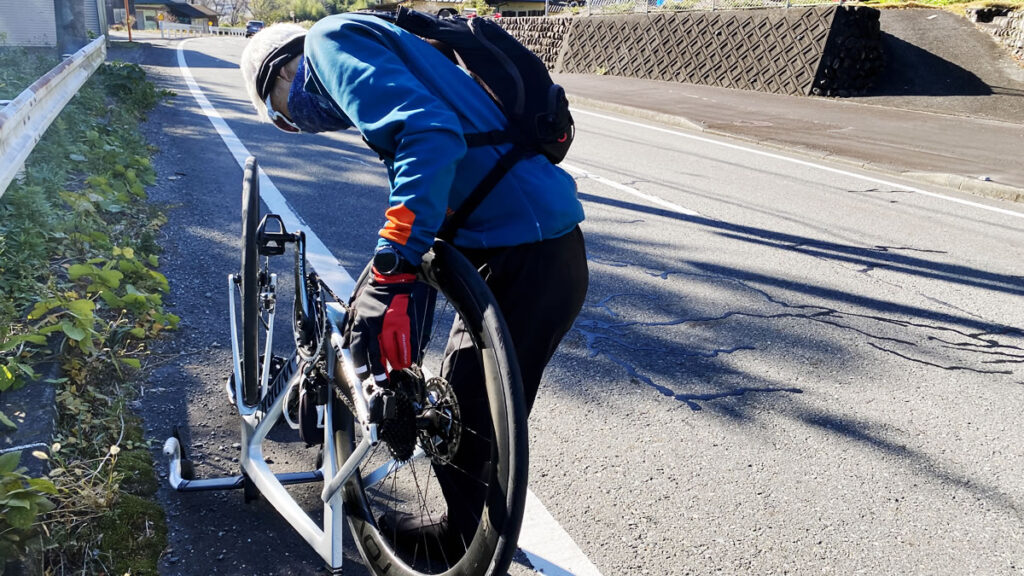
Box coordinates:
[162,236,371,574]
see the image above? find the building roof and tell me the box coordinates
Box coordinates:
[190,3,219,17]
[170,3,207,18]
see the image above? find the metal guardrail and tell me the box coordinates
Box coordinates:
[211,26,246,36]
[160,21,246,38]
[0,36,107,199]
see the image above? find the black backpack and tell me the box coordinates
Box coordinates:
[386,7,574,164]
[372,8,575,237]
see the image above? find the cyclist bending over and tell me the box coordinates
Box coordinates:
[240,17,588,551]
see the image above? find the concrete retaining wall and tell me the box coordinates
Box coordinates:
[499,16,575,71]
[500,6,884,96]
[814,6,883,96]
[970,8,1024,63]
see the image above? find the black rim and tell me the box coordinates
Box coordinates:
[338,241,527,576]
[241,157,261,406]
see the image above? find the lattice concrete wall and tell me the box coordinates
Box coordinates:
[501,7,884,96]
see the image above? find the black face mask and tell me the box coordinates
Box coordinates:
[288,57,352,134]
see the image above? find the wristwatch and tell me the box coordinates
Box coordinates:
[372,245,412,275]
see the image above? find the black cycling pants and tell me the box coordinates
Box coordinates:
[437,226,589,543]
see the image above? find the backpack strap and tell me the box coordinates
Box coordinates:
[463,130,513,147]
[364,129,512,161]
[437,146,529,242]
[364,134,525,241]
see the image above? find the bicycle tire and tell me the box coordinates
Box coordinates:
[335,240,528,576]
[240,157,261,406]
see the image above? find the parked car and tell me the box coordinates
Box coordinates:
[245,20,264,38]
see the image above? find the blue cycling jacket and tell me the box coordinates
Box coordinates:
[294,13,585,265]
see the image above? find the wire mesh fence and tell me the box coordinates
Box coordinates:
[537,0,842,17]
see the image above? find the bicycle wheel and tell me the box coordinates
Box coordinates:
[240,156,261,406]
[335,240,528,576]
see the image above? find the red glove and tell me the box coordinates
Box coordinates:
[349,268,434,381]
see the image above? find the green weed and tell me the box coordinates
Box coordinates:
[0,54,172,574]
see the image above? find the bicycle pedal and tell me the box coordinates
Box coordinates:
[256,214,292,256]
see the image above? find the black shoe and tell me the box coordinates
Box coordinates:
[378,513,467,563]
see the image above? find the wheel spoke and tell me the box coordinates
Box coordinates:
[336,242,525,576]
[362,446,427,487]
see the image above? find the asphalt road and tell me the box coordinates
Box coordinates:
[134,35,1024,576]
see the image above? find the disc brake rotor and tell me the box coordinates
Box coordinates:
[418,376,461,465]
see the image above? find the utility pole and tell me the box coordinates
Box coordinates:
[124,0,134,41]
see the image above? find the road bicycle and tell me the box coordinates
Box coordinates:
[163,156,529,576]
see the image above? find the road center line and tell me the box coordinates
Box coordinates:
[572,108,1024,220]
[176,40,600,575]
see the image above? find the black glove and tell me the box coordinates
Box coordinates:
[349,266,436,383]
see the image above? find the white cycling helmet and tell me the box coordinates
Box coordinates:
[240,23,307,123]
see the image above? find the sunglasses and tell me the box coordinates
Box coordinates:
[265,94,300,133]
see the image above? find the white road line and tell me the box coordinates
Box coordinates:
[561,161,703,217]
[176,40,600,575]
[573,108,1024,220]
[176,40,353,299]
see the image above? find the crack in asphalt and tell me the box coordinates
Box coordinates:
[577,263,1022,406]
[846,188,914,195]
[674,386,805,412]
[936,345,1024,362]
[592,348,799,411]
[873,245,948,254]
[588,257,631,268]
[866,342,1013,374]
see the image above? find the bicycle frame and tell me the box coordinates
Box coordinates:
[162,219,403,574]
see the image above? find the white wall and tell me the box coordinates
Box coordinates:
[0,0,58,46]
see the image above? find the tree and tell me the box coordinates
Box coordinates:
[462,0,495,15]
[228,0,250,25]
[249,0,279,21]
[287,0,326,21]
[323,0,371,14]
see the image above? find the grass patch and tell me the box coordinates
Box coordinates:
[94,493,167,575]
[857,0,1024,12]
[1,48,175,575]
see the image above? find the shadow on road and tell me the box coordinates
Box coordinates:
[554,188,1022,422]
[579,192,1024,305]
[548,199,1023,519]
